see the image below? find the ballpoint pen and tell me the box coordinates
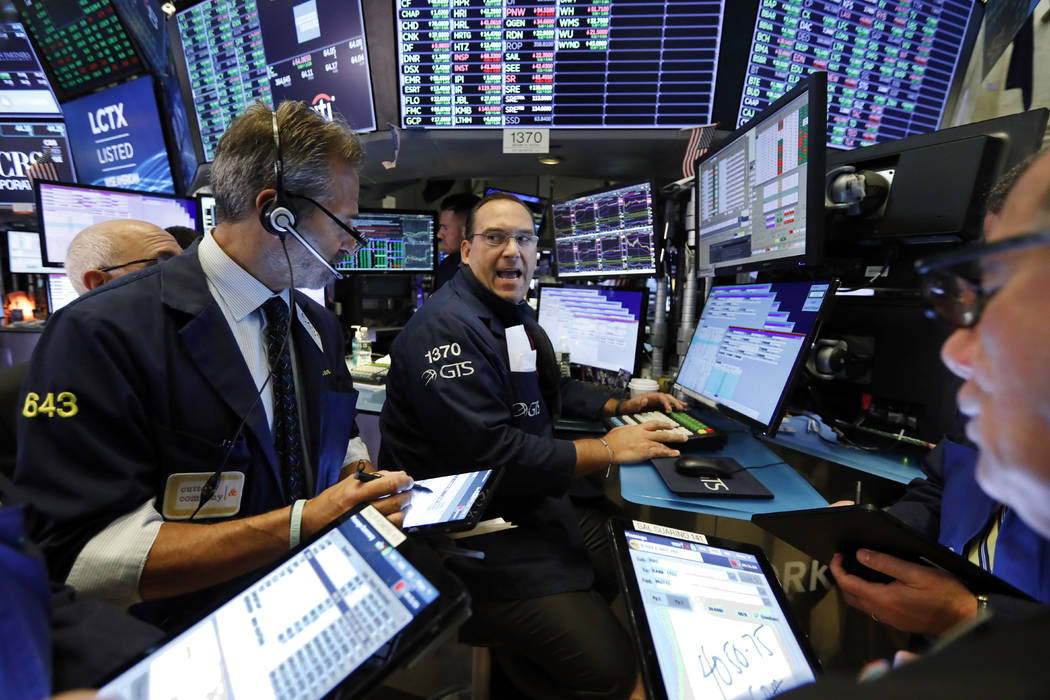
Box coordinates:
[353,467,432,492]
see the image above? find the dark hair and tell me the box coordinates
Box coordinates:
[165,225,199,249]
[465,191,532,238]
[986,150,1044,216]
[440,192,480,217]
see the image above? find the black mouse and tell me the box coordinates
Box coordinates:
[674,456,734,478]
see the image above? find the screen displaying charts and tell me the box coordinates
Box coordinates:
[738,0,977,148]
[396,0,726,127]
[336,210,435,273]
[174,0,376,163]
[552,182,656,278]
[537,284,645,374]
[0,22,61,117]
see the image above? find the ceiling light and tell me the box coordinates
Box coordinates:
[538,155,561,165]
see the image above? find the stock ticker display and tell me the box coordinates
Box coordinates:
[739,0,976,148]
[175,0,374,162]
[553,182,657,278]
[396,0,725,128]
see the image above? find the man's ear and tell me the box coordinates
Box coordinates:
[83,269,110,292]
[460,236,472,264]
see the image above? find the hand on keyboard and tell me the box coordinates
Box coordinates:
[616,391,686,415]
[604,421,687,464]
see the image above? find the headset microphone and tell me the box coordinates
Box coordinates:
[268,210,344,280]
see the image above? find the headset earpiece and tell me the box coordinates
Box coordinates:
[262,110,298,238]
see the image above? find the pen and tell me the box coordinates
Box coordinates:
[353,468,432,493]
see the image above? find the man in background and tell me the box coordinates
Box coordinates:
[433,192,479,290]
[64,219,182,296]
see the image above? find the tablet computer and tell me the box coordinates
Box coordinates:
[402,468,502,534]
[98,505,470,700]
[752,505,1032,598]
[609,518,820,700]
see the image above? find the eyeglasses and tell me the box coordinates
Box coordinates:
[915,228,1050,328]
[470,232,540,249]
[98,257,161,273]
[287,193,368,255]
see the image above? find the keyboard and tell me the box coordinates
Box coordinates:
[605,409,728,450]
[348,363,388,385]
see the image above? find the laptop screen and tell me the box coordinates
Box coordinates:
[99,508,440,699]
[622,523,816,699]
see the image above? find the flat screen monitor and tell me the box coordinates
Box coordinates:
[397,1,727,127]
[484,187,544,233]
[6,229,49,273]
[336,209,436,273]
[537,283,647,375]
[172,0,376,163]
[737,0,981,149]
[13,0,144,99]
[675,280,836,437]
[62,75,174,193]
[35,180,197,267]
[197,194,216,232]
[552,181,658,279]
[0,22,61,117]
[46,272,77,312]
[696,71,826,276]
[0,121,75,209]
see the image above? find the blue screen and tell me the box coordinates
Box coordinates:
[62,75,174,193]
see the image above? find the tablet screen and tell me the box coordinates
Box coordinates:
[402,469,492,529]
[624,526,815,699]
[99,508,439,700]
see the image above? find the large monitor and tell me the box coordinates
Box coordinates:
[696,71,826,276]
[552,181,658,279]
[737,0,981,149]
[35,180,197,267]
[336,209,436,273]
[0,22,61,117]
[13,0,144,99]
[675,281,836,437]
[536,284,647,376]
[62,75,175,193]
[397,1,727,127]
[6,229,49,273]
[0,121,75,209]
[172,0,376,163]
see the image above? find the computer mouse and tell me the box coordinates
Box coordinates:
[674,456,734,478]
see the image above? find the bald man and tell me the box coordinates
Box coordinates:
[64,219,183,296]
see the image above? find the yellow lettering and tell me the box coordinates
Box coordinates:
[22,391,78,418]
[57,392,78,418]
[22,391,39,417]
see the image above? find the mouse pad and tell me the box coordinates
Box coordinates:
[651,457,774,498]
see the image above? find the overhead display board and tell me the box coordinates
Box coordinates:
[0,22,61,117]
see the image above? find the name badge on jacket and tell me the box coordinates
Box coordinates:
[162,472,245,520]
[506,325,536,372]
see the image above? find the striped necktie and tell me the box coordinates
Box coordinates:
[261,296,305,501]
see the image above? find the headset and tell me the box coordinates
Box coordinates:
[259,110,343,280]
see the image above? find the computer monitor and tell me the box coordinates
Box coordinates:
[0,22,61,117]
[397,1,726,127]
[0,121,75,210]
[12,0,144,99]
[675,280,836,437]
[46,273,77,313]
[484,188,545,233]
[552,181,658,279]
[6,229,49,273]
[695,71,826,276]
[736,0,981,149]
[537,284,648,376]
[197,194,216,233]
[61,75,175,193]
[336,209,436,273]
[34,181,198,268]
[171,0,376,163]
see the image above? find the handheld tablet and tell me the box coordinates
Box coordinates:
[401,468,502,534]
[752,505,1032,598]
[609,518,820,700]
[98,505,470,700]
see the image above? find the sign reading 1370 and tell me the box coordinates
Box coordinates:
[503,129,549,155]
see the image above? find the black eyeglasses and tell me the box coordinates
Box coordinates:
[915,228,1050,328]
[287,193,367,255]
[98,257,161,273]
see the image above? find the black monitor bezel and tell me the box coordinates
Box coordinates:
[338,207,438,274]
[695,71,827,277]
[33,179,198,268]
[551,179,661,280]
[535,282,649,377]
[674,279,839,438]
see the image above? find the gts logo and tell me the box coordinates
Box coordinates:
[421,361,475,385]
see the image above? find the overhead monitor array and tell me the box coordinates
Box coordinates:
[172,0,377,162]
[336,209,436,273]
[739,0,979,149]
[397,0,726,127]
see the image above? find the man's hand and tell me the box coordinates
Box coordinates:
[829,550,978,635]
[612,391,686,416]
[604,421,687,464]
[305,469,415,534]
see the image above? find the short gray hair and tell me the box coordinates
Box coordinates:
[66,228,118,296]
[210,100,365,225]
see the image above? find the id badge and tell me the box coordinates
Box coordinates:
[162,472,245,520]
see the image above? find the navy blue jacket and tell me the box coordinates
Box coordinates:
[379,268,607,601]
[889,438,1050,607]
[13,244,359,628]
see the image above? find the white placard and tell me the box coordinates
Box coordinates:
[632,520,708,544]
[502,128,550,154]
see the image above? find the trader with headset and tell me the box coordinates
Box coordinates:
[13,101,413,631]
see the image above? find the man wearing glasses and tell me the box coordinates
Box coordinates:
[64,219,182,296]
[780,149,1050,698]
[381,192,687,699]
[14,101,412,631]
